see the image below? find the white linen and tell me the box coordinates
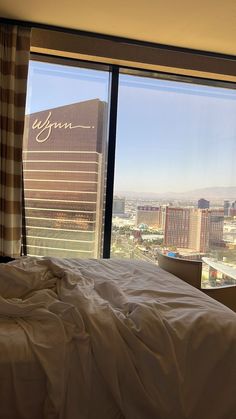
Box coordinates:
[0,257,235,419]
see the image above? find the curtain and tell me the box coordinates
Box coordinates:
[0,24,31,257]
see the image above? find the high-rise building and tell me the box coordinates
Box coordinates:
[188,209,210,252]
[229,208,236,217]
[224,200,230,216]
[164,207,190,248]
[113,197,125,215]
[231,200,236,209]
[198,198,210,209]
[230,200,236,216]
[159,206,167,230]
[23,99,106,258]
[164,207,224,253]
[209,209,224,246]
[136,206,160,228]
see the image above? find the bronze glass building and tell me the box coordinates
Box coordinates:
[23,99,106,258]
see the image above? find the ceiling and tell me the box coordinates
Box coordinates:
[1,0,236,56]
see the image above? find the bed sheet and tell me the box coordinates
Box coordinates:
[0,257,235,419]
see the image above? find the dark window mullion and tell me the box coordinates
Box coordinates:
[21,168,27,256]
[103,66,119,258]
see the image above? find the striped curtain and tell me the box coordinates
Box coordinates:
[0,24,31,257]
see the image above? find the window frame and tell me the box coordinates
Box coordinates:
[21,28,236,258]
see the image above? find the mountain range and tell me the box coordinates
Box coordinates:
[115,187,236,201]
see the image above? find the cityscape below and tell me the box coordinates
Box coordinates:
[112,195,236,288]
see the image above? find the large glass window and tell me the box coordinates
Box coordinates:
[111,72,236,288]
[23,58,236,289]
[23,59,110,258]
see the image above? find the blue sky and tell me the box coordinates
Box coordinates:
[26,60,236,194]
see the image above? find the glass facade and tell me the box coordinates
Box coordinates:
[23,60,110,258]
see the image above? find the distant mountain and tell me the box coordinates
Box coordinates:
[178,187,236,200]
[115,187,236,201]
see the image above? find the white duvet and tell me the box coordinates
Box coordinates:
[0,257,235,419]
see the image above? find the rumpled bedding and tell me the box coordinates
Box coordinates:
[0,257,235,419]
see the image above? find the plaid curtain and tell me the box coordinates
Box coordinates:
[0,24,31,257]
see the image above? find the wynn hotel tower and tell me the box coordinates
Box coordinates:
[23,99,106,258]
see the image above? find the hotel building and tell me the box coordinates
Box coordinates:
[136,206,161,228]
[164,207,190,248]
[164,207,224,253]
[113,197,126,215]
[198,198,210,209]
[209,209,224,246]
[23,99,106,258]
[188,209,210,252]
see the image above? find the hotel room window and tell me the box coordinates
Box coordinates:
[23,57,236,289]
[23,58,110,258]
[111,71,236,289]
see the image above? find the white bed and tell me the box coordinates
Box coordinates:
[0,257,235,419]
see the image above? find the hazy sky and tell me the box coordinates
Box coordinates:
[26,60,236,194]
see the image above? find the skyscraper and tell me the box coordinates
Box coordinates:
[188,209,209,252]
[230,200,236,216]
[209,209,224,247]
[23,99,106,258]
[231,200,236,209]
[136,206,160,228]
[164,207,224,253]
[224,200,230,216]
[113,197,125,215]
[164,207,190,248]
[198,198,210,209]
